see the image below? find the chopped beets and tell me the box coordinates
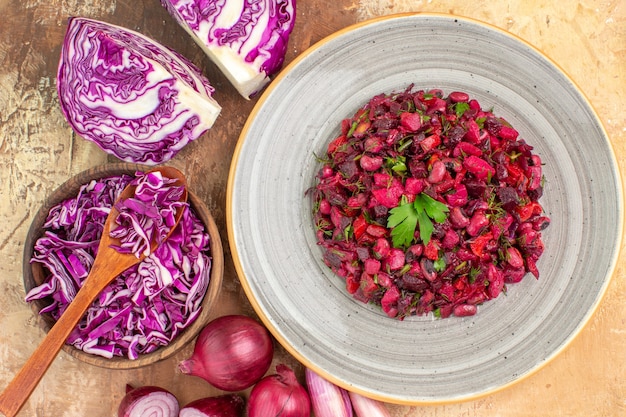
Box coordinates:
[449,91,470,103]
[449,206,470,229]
[427,160,447,183]
[372,178,404,208]
[453,141,482,158]
[497,186,520,211]
[506,246,525,269]
[384,248,406,271]
[373,237,391,259]
[446,184,468,207]
[463,119,482,144]
[311,86,549,319]
[364,258,381,275]
[360,154,384,171]
[442,229,460,249]
[463,155,495,181]
[400,111,422,131]
[498,125,519,140]
[466,211,489,237]
[453,304,478,317]
[381,285,401,318]
[399,274,428,292]
[405,177,427,195]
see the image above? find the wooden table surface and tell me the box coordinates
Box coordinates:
[1,0,624,416]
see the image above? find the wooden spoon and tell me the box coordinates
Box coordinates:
[0,166,188,417]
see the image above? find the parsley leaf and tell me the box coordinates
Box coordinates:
[433,258,446,272]
[417,209,434,245]
[418,193,449,223]
[387,193,450,247]
[454,102,470,118]
[386,196,417,248]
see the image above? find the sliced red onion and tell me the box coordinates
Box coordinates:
[118,385,179,417]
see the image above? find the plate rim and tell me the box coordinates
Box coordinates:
[226,12,624,405]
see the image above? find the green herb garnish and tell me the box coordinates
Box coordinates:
[454,102,470,118]
[387,193,449,247]
[434,258,446,272]
[385,155,407,173]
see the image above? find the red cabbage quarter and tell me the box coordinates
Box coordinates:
[57,17,222,165]
[160,0,296,99]
[26,173,212,360]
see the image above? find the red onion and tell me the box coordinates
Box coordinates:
[179,394,244,417]
[178,315,274,391]
[305,368,351,417]
[248,364,311,417]
[118,385,179,417]
[341,388,354,417]
[348,391,391,417]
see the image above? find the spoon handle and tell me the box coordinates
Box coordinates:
[0,252,132,417]
[0,167,187,416]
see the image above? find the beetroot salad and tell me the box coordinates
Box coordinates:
[311,87,550,319]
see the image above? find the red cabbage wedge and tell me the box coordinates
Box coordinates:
[57,17,222,165]
[160,0,296,99]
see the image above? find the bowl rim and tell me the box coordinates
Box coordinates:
[226,12,624,404]
[23,162,224,369]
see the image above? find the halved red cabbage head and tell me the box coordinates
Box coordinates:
[26,173,212,360]
[160,0,296,99]
[57,17,222,165]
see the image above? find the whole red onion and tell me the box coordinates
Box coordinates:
[248,364,311,417]
[178,315,274,391]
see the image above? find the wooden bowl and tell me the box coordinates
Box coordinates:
[22,163,224,369]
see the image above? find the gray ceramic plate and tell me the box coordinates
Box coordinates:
[226,13,622,404]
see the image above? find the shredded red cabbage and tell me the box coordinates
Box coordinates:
[26,173,212,359]
[110,171,186,258]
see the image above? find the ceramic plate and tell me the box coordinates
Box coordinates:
[226,13,622,404]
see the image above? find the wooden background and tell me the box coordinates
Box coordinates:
[0,0,624,416]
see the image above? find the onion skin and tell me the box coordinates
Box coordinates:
[348,391,392,417]
[304,368,350,417]
[118,385,179,417]
[178,315,274,391]
[248,364,311,417]
[179,394,244,417]
[341,388,354,417]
